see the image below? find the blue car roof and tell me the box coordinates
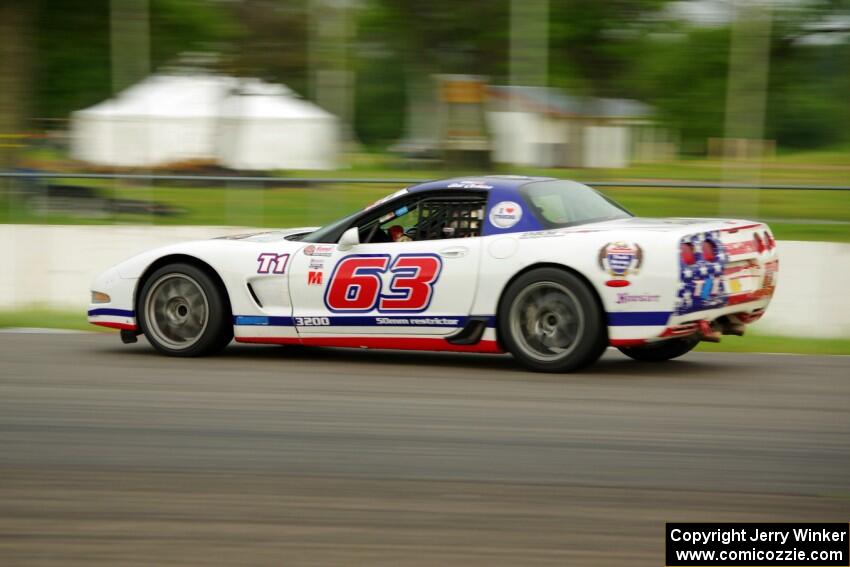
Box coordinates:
[407,175,555,194]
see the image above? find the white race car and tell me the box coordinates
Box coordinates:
[88,176,778,372]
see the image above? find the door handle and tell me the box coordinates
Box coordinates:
[439,246,468,259]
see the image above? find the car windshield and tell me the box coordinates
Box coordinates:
[521,180,631,228]
[299,208,362,243]
[300,187,412,243]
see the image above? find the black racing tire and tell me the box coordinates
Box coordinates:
[498,268,607,373]
[137,263,232,357]
[617,336,699,362]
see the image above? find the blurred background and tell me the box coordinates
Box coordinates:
[0,0,847,340]
[1,3,849,565]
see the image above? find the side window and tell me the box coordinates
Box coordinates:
[359,195,486,243]
[412,198,484,240]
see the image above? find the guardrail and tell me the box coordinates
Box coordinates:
[1,171,849,191]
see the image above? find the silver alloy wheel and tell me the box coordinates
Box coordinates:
[509,281,584,362]
[144,273,209,350]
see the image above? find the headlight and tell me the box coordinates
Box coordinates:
[91,291,111,304]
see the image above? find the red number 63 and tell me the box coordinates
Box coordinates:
[324,254,442,312]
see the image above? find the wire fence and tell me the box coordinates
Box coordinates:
[1,171,849,191]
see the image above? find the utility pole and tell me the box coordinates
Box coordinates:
[110,0,151,94]
[110,0,151,219]
[509,0,548,166]
[0,1,35,171]
[310,0,355,153]
[721,0,773,217]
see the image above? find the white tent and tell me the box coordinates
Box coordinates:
[71,74,234,167]
[216,80,338,171]
[71,73,339,170]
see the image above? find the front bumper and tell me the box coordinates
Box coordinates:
[87,268,138,330]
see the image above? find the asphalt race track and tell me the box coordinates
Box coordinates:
[1,332,848,565]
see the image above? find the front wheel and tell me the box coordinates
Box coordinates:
[138,263,232,357]
[498,268,607,373]
[617,336,699,362]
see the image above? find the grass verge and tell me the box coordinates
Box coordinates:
[4,147,849,242]
[695,335,850,356]
[1,309,848,355]
[0,309,106,332]
[4,183,849,241]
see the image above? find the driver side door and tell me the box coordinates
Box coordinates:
[287,191,485,338]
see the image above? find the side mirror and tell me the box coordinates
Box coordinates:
[338,227,360,251]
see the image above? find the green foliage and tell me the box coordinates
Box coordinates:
[630,27,731,153]
[361,0,510,75]
[222,0,310,98]
[353,50,407,145]
[22,0,850,152]
[548,0,670,96]
[766,43,850,148]
[34,0,234,119]
[149,0,236,66]
[628,3,850,151]
[36,0,112,118]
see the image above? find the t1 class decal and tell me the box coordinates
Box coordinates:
[256,253,290,274]
[324,254,442,313]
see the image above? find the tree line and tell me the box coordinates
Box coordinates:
[2,0,847,155]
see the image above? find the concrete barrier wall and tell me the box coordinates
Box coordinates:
[0,225,251,311]
[1,224,847,338]
[759,240,850,339]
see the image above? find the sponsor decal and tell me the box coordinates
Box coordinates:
[256,253,290,274]
[324,254,442,313]
[365,188,408,210]
[308,258,325,270]
[653,219,705,225]
[520,228,602,239]
[295,316,330,326]
[375,316,460,326]
[303,244,335,257]
[448,181,493,190]
[218,232,272,241]
[724,240,758,256]
[489,201,523,229]
[764,259,779,289]
[307,271,324,286]
[236,315,489,328]
[615,292,660,304]
[598,242,643,279]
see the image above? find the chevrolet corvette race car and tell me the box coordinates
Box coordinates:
[88,176,778,372]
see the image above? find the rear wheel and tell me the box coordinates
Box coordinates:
[498,268,607,373]
[138,263,232,357]
[617,336,699,362]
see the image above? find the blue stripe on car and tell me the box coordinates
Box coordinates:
[607,312,672,326]
[88,308,135,317]
[234,315,498,328]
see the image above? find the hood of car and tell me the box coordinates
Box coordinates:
[214,227,319,242]
[584,217,759,233]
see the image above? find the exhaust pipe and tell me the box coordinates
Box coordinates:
[697,320,721,343]
[717,316,746,336]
